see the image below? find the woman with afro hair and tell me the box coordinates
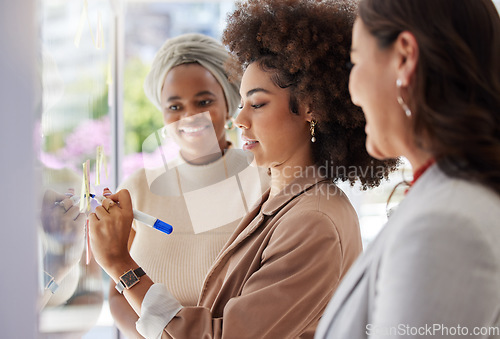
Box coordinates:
[87,0,397,338]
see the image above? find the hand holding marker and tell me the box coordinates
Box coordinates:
[68,194,173,235]
[93,194,173,235]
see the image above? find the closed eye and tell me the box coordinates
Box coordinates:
[251,103,266,109]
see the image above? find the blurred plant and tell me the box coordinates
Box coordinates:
[41,116,111,172]
[61,116,111,163]
[41,58,165,178]
[123,57,164,155]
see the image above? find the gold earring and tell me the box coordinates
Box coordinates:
[310,120,317,143]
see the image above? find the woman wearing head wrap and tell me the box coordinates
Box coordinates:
[108,33,268,338]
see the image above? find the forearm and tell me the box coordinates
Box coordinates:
[105,258,154,317]
[109,281,144,338]
[38,289,53,311]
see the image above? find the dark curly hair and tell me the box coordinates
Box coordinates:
[358,0,500,195]
[223,0,398,189]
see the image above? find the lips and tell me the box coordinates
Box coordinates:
[241,135,258,143]
[178,123,210,137]
[180,125,208,133]
[241,135,259,150]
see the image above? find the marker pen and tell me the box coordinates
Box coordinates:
[93,195,173,235]
[65,194,173,235]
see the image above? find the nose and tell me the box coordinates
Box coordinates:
[180,109,210,123]
[234,108,250,130]
[182,110,199,119]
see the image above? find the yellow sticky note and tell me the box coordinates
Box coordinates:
[79,167,86,212]
[84,160,91,211]
[74,0,105,50]
[96,146,102,186]
[74,0,87,47]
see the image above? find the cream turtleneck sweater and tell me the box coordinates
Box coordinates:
[120,148,269,306]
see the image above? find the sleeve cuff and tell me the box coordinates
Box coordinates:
[136,283,183,339]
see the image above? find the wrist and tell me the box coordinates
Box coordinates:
[107,258,139,283]
[115,267,146,294]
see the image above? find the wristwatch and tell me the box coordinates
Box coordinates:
[115,267,146,294]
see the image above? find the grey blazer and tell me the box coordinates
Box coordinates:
[315,165,500,339]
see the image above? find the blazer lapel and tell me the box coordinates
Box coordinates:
[217,175,328,260]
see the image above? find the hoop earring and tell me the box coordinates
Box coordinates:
[160,126,167,139]
[396,79,412,118]
[310,120,317,143]
[224,117,235,130]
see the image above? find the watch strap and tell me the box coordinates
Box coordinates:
[115,267,146,294]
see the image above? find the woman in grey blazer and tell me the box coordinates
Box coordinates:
[316,0,500,338]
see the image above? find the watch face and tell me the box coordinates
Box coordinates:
[121,270,139,289]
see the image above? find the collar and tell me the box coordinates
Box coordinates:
[261,173,330,216]
[411,158,436,186]
[404,158,436,195]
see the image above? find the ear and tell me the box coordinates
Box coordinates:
[305,109,314,123]
[300,101,314,122]
[394,31,419,86]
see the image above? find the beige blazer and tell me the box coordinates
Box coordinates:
[163,175,362,338]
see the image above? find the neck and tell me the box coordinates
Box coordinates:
[181,150,223,165]
[268,137,314,197]
[406,148,434,173]
[269,162,316,197]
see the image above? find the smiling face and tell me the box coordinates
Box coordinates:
[161,63,229,163]
[235,62,313,169]
[349,18,412,160]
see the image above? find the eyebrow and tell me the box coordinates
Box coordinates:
[166,90,216,102]
[245,87,272,97]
